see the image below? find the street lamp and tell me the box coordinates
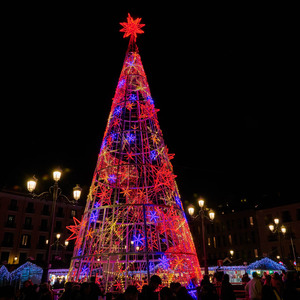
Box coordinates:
[26,170,82,282]
[268,218,286,260]
[187,198,215,275]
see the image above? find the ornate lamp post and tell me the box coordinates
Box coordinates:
[27,169,82,282]
[188,198,215,275]
[268,218,286,260]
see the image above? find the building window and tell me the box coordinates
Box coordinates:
[6,215,16,227]
[213,236,216,248]
[42,205,50,215]
[282,210,292,222]
[3,232,14,247]
[24,217,32,229]
[249,216,254,226]
[0,252,9,263]
[254,249,258,257]
[21,234,31,247]
[26,202,35,213]
[228,234,232,245]
[207,237,211,246]
[9,199,18,211]
[40,219,48,231]
[57,207,64,218]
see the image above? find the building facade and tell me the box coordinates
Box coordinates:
[256,202,300,264]
[188,201,299,268]
[0,189,84,268]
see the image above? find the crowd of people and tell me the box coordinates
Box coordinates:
[242,270,300,300]
[0,271,300,300]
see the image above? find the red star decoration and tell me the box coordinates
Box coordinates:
[120,13,145,42]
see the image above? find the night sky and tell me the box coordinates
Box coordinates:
[1,4,296,208]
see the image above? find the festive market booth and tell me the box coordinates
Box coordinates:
[246,257,286,278]
[10,262,43,288]
[207,266,247,283]
[0,265,11,286]
[49,269,69,286]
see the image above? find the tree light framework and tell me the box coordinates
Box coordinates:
[67,14,201,293]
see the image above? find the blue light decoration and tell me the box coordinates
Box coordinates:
[111,132,118,140]
[129,93,137,101]
[90,211,98,223]
[175,196,183,209]
[150,150,158,160]
[147,210,159,223]
[126,133,136,144]
[246,257,286,271]
[158,255,170,270]
[108,174,117,184]
[132,233,144,247]
[146,96,154,105]
[118,78,126,88]
[187,280,197,300]
[80,265,89,278]
[113,106,123,116]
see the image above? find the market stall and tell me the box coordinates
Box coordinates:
[10,262,43,288]
[246,257,286,278]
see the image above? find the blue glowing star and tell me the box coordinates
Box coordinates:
[108,174,117,184]
[113,106,122,116]
[158,255,169,269]
[132,233,144,246]
[148,210,159,223]
[126,133,136,143]
[129,94,137,101]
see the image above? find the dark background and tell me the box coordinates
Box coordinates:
[1,3,297,208]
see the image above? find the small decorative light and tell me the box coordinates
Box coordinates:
[229,250,234,256]
[73,184,82,201]
[53,170,62,182]
[274,218,279,225]
[209,210,215,221]
[46,239,49,245]
[269,224,275,232]
[188,206,195,216]
[198,199,205,208]
[64,240,69,246]
[281,225,286,234]
[27,176,37,192]
[56,233,61,239]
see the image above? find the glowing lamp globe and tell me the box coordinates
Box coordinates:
[53,170,62,182]
[73,184,82,201]
[198,199,205,208]
[27,178,37,193]
[209,210,215,220]
[269,224,275,232]
[188,206,195,216]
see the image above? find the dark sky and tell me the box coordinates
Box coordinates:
[1,4,296,208]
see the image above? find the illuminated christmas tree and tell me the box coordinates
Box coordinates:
[67,13,201,293]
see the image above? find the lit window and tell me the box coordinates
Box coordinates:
[21,235,29,246]
[207,237,211,246]
[228,234,232,245]
[249,216,254,226]
[213,236,216,248]
[254,249,258,257]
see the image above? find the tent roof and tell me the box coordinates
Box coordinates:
[247,257,286,271]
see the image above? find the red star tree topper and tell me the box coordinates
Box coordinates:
[120,13,145,41]
[67,14,201,292]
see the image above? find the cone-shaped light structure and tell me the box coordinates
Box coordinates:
[67,14,201,293]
